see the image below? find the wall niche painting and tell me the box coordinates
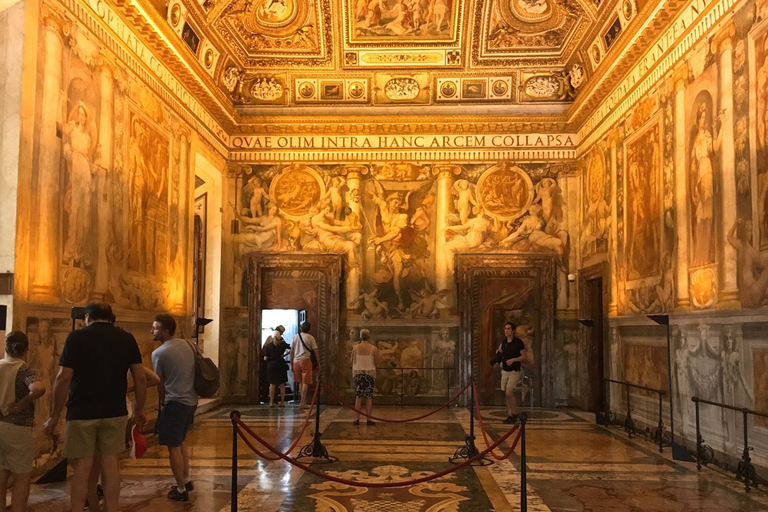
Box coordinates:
[623,343,668,395]
[581,143,610,259]
[753,349,768,428]
[624,117,662,282]
[750,22,768,251]
[60,74,100,272]
[40,20,193,313]
[685,63,721,270]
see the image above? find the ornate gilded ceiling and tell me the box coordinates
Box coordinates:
[148,0,651,114]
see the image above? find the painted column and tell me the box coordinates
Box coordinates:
[673,63,690,308]
[433,165,460,294]
[30,12,65,302]
[608,135,619,315]
[715,25,738,302]
[341,164,367,303]
[93,56,114,299]
[175,130,190,314]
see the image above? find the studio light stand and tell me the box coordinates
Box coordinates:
[194,317,214,346]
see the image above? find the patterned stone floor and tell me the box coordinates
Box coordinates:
[19,404,768,511]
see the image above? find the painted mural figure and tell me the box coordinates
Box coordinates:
[128,120,149,273]
[430,328,455,393]
[500,204,567,258]
[452,179,478,224]
[310,201,362,266]
[444,214,491,273]
[370,181,431,310]
[243,176,272,218]
[410,194,435,232]
[408,285,449,318]
[235,204,283,255]
[582,150,610,257]
[322,176,348,220]
[690,104,723,267]
[721,331,753,405]
[349,288,388,319]
[400,340,424,394]
[61,102,99,267]
[727,220,768,308]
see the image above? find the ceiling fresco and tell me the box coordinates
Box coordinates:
[144,0,651,114]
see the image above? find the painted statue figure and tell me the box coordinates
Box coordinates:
[62,102,99,267]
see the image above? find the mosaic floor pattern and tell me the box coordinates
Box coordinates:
[18,403,768,511]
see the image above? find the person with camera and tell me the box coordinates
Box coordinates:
[491,322,526,424]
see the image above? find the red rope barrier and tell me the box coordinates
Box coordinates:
[471,381,522,460]
[321,381,471,423]
[235,383,320,461]
[232,414,520,488]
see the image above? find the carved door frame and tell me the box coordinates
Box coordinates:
[246,253,342,404]
[456,253,557,407]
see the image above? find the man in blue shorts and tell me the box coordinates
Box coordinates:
[151,314,198,501]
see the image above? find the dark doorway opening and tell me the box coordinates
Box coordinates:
[583,276,605,412]
[259,309,307,404]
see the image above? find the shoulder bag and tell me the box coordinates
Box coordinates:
[185,340,220,398]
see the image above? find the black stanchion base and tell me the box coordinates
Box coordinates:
[449,435,493,466]
[296,433,338,464]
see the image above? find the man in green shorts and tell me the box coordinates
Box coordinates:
[44,302,147,512]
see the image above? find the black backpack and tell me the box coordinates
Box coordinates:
[185,340,220,398]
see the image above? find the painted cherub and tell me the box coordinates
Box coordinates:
[323,175,348,220]
[452,179,478,224]
[408,284,450,318]
[349,288,388,319]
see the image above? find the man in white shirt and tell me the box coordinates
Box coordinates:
[290,321,318,409]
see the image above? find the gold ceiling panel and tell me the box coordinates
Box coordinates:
[210,0,332,67]
[473,0,591,66]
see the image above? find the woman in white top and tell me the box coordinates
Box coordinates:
[350,329,381,426]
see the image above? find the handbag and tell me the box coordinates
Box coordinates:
[298,332,319,370]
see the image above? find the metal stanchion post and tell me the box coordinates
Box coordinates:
[521,413,527,512]
[625,383,633,438]
[695,398,702,470]
[230,410,240,512]
[657,391,664,452]
[450,379,491,465]
[468,380,479,458]
[400,369,404,407]
[737,409,756,492]
[297,379,338,463]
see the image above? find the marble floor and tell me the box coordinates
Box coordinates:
[19,404,768,511]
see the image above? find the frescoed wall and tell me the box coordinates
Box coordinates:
[9,1,208,470]
[581,0,768,468]
[220,161,581,402]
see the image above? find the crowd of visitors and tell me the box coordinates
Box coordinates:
[1,301,201,510]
